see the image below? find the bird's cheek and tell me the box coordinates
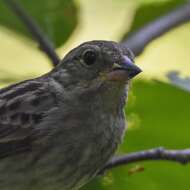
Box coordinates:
[105,70,129,82]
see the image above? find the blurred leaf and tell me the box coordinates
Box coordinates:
[82,80,190,190]
[0,0,78,47]
[0,68,36,87]
[167,71,190,91]
[0,1,189,189]
[122,0,187,40]
[0,0,137,87]
[136,22,190,83]
[0,26,52,88]
[58,0,136,56]
[120,0,190,90]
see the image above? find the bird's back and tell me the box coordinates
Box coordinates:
[0,76,59,189]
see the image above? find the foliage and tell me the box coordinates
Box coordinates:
[0,0,189,190]
[122,0,186,38]
[0,0,77,47]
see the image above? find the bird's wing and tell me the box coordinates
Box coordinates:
[0,77,57,158]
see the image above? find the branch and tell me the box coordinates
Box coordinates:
[100,147,190,173]
[3,0,60,66]
[122,3,190,56]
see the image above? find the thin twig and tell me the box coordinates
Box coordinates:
[3,0,60,66]
[122,3,190,56]
[100,147,190,173]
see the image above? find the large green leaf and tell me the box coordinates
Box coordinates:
[122,0,187,40]
[82,80,190,190]
[0,0,78,47]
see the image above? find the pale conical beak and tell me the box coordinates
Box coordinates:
[117,56,142,79]
[107,56,142,81]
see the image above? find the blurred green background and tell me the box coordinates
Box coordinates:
[0,0,190,189]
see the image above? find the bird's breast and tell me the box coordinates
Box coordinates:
[31,104,126,190]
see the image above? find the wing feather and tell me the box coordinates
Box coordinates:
[0,77,57,157]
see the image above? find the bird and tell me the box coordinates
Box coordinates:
[0,40,141,190]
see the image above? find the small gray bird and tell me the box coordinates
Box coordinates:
[0,40,141,190]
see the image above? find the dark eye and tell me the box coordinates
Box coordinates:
[83,50,97,65]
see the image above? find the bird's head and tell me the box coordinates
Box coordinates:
[52,41,142,103]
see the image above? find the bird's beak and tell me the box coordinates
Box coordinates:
[106,56,142,81]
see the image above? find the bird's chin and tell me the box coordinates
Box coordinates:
[106,70,130,83]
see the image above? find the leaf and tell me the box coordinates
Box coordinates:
[136,22,190,84]
[120,0,190,91]
[0,0,78,87]
[0,27,52,88]
[0,0,78,47]
[0,0,137,88]
[122,0,187,40]
[58,0,137,54]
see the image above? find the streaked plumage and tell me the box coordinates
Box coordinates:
[0,41,141,190]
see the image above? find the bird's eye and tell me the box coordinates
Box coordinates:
[83,50,97,65]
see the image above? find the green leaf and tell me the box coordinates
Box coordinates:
[82,80,190,190]
[0,0,78,47]
[122,0,187,40]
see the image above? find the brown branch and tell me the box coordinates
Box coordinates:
[100,147,190,173]
[122,3,190,56]
[3,0,60,66]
